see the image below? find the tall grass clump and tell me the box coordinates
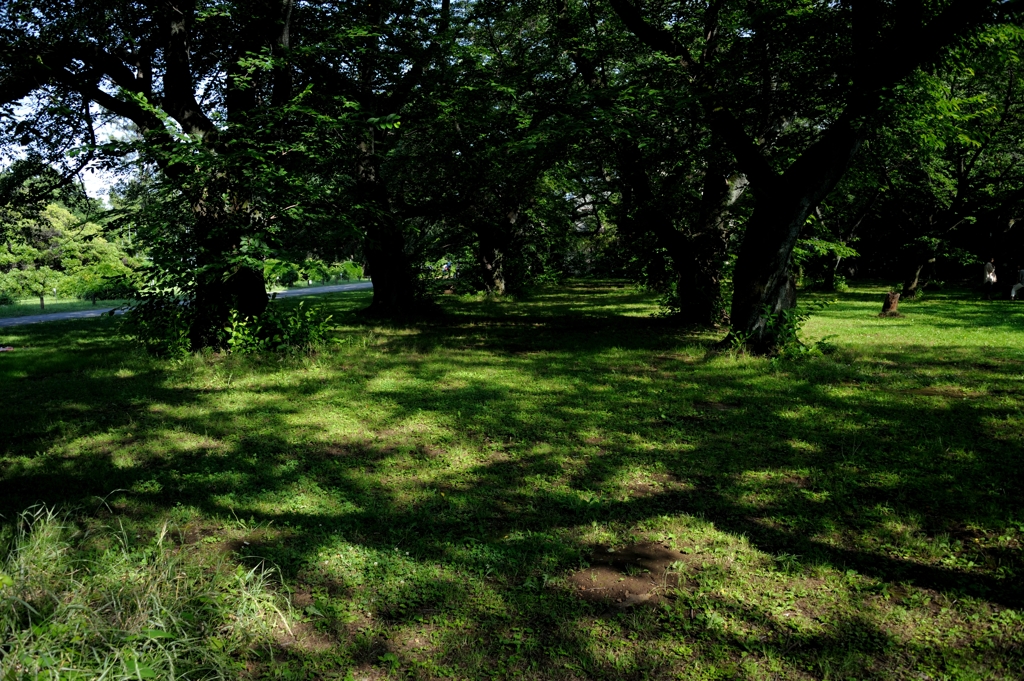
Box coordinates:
[0,507,290,680]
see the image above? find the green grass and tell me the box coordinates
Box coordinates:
[1,282,1023,680]
[0,296,128,319]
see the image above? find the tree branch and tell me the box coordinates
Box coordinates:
[607,0,690,67]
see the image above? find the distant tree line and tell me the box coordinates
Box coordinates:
[0,162,140,308]
[1,0,1022,351]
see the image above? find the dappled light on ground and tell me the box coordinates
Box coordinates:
[2,283,1023,679]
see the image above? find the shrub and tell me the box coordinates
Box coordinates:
[730,299,837,357]
[337,261,363,282]
[225,301,334,355]
[122,296,334,357]
[119,295,192,357]
[278,268,299,286]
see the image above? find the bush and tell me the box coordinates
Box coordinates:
[225,301,334,355]
[278,268,299,286]
[120,295,192,357]
[337,261,363,282]
[120,295,191,357]
[731,299,837,357]
[122,295,334,357]
[0,506,289,680]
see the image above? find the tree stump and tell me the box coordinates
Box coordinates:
[879,291,902,317]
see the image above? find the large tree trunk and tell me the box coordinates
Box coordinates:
[676,168,747,326]
[363,220,416,314]
[187,211,268,350]
[356,142,417,315]
[725,116,865,351]
[476,210,517,296]
[675,239,727,326]
[479,245,506,296]
[608,0,998,354]
[729,193,806,349]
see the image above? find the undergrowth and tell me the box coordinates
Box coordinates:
[0,507,289,680]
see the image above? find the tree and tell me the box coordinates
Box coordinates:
[608,0,1024,351]
[0,201,138,308]
[0,0,350,346]
[387,0,587,296]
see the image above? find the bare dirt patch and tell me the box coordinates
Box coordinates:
[625,473,685,498]
[386,622,440,656]
[274,618,337,653]
[568,542,692,608]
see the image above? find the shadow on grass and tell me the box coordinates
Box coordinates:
[2,283,1023,678]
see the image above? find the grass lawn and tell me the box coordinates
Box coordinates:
[0,296,128,319]
[1,282,1023,680]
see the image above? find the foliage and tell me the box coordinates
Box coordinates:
[264,259,362,287]
[119,295,193,358]
[335,261,364,282]
[0,201,140,309]
[731,299,837,357]
[123,297,334,358]
[827,23,1024,287]
[225,302,335,355]
[3,0,1024,351]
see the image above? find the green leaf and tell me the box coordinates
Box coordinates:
[125,660,157,678]
[140,628,176,639]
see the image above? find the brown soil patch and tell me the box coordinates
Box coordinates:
[654,353,697,364]
[568,542,692,608]
[698,401,738,412]
[625,473,685,498]
[626,482,662,498]
[274,618,336,653]
[386,623,440,656]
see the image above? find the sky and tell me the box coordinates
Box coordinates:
[79,164,116,204]
[5,100,120,205]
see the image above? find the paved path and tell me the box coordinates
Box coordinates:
[0,281,373,328]
[272,281,372,299]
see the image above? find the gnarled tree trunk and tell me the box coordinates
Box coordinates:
[478,244,507,296]
[726,118,865,352]
[609,0,1001,354]
[363,220,416,314]
[187,209,269,349]
[476,209,518,296]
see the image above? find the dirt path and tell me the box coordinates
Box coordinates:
[0,282,373,328]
